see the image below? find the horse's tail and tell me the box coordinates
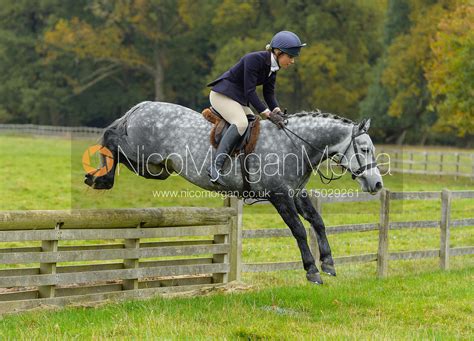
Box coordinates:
[98,101,149,144]
[98,101,151,157]
[85,102,150,189]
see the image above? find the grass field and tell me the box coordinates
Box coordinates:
[0,134,473,338]
[0,267,472,339]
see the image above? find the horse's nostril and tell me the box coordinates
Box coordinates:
[375,182,383,190]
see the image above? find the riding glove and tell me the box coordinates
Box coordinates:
[268,108,286,129]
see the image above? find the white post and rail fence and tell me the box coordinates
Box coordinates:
[0,189,472,313]
[376,148,473,180]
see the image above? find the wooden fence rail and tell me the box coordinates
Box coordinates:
[0,123,102,137]
[0,206,238,313]
[238,189,474,277]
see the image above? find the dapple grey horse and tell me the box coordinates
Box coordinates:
[85,101,383,284]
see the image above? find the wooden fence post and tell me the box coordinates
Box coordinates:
[309,195,321,264]
[439,153,444,177]
[440,189,452,270]
[39,223,60,298]
[225,197,243,282]
[123,222,142,290]
[424,152,428,172]
[471,154,474,182]
[455,153,460,181]
[377,189,390,278]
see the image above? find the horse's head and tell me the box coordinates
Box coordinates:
[337,119,383,194]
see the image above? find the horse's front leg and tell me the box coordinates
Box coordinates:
[294,195,336,276]
[269,191,322,284]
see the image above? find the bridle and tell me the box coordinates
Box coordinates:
[281,122,378,183]
[337,125,378,180]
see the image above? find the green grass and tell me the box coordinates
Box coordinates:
[0,267,472,339]
[0,135,473,338]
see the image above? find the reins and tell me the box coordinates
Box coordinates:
[281,119,377,183]
[244,115,378,205]
[281,126,342,184]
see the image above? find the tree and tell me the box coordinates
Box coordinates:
[359,0,411,144]
[425,3,473,136]
[0,0,86,124]
[44,0,188,101]
[379,0,457,144]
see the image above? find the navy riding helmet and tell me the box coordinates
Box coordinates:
[270,31,307,57]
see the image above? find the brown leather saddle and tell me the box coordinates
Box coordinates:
[202,107,260,156]
[202,107,261,192]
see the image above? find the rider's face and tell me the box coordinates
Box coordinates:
[278,53,295,69]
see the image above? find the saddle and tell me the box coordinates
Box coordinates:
[202,107,260,156]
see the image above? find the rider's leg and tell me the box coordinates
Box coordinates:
[208,91,248,184]
[207,125,241,184]
[210,91,249,135]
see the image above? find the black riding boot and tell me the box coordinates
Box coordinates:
[208,124,242,185]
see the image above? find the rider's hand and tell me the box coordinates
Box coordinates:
[268,108,286,129]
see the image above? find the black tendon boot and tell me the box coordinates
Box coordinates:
[208,124,242,185]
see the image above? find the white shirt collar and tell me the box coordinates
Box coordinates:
[270,52,279,73]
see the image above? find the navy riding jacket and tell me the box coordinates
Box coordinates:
[207,51,279,113]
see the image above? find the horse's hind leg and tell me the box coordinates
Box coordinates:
[84,130,119,190]
[269,191,322,284]
[294,195,336,276]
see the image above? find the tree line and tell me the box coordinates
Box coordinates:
[0,0,472,146]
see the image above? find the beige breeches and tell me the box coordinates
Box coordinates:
[209,90,254,135]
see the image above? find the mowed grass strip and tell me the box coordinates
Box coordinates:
[0,267,471,339]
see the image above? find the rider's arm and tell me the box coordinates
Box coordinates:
[243,55,269,115]
[263,73,280,113]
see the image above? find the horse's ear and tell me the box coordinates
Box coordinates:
[358,118,371,132]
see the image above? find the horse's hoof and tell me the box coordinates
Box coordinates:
[84,174,94,187]
[85,175,113,190]
[321,263,337,276]
[306,272,323,285]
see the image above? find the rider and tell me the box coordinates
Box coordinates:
[207,30,306,185]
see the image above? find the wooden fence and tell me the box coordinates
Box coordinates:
[0,204,239,313]
[377,148,473,179]
[0,191,472,313]
[239,189,474,277]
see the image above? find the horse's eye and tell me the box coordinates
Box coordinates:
[361,147,370,153]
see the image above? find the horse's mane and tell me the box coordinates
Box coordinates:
[288,109,355,125]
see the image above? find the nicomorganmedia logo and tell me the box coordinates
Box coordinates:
[82,145,114,177]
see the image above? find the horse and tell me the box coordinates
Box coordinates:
[84,101,383,284]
